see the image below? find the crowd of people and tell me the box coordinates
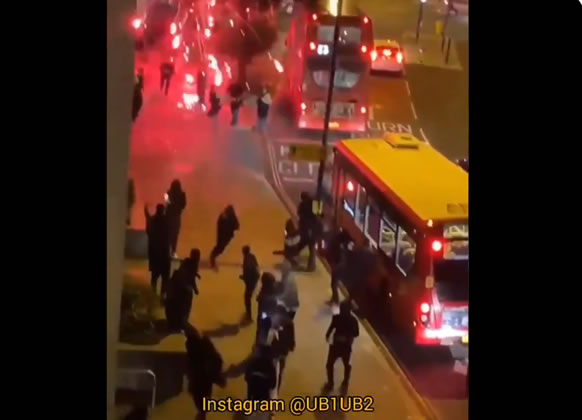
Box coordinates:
[131,58,273,135]
[133,177,360,419]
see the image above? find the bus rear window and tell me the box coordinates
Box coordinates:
[433,260,468,302]
[318,25,362,44]
[312,69,361,88]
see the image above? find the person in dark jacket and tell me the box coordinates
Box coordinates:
[183,248,203,285]
[324,300,359,392]
[136,68,144,92]
[160,59,175,96]
[185,325,226,419]
[207,85,221,117]
[240,245,260,320]
[210,205,239,268]
[166,250,201,331]
[330,240,349,304]
[144,204,171,298]
[256,272,277,323]
[127,179,135,226]
[132,80,143,122]
[297,191,316,271]
[270,304,295,393]
[245,344,277,402]
[165,179,187,258]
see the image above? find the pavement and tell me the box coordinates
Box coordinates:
[118,50,437,420]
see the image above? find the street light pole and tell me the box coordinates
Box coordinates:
[415,0,427,43]
[315,0,343,208]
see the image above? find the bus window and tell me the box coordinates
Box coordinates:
[312,69,361,89]
[396,227,416,276]
[365,199,381,244]
[342,174,357,217]
[379,213,397,258]
[355,185,367,229]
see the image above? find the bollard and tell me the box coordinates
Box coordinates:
[445,38,452,64]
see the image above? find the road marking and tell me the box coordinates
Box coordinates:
[420,127,430,144]
[368,121,413,134]
[368,106,375,120]
[410,101,418,120]
[405,80,411,97]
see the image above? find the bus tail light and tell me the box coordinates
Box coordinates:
[363,16,369,24]
[346,180,354,192]
[361,45,367,53]
[420,302,430,314]
[396,52,403,63]
[301,102,307,111]
[360,106,367,114]
[309,42,316,51]
[312,13,318,21]
[431,239,443,252]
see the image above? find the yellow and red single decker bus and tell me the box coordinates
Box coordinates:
[330,134,468,346]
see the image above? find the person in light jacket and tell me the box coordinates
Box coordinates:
[276,260,299,320]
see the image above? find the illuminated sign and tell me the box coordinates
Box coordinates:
[317,44,330,55]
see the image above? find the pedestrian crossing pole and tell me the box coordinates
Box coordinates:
[315,0,343,211]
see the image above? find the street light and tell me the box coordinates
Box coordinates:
[315,0,344,209]
[415,0,427,43]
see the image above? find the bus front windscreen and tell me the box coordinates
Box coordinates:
[318,25,362,45]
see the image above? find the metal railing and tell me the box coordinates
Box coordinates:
[117,368,157,409]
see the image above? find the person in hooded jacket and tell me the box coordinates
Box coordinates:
[210,205,240,268]
[165,179,187,259]
[245,344,277,403]
[256,272,278,325]
[268,304,295,394]
[297,191,317,270]
[144,204,171,299]
[256,86,272,134]
[240,245,260,321]
[185,325,226,419]
[165,249,201,331]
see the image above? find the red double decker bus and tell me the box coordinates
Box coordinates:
[284,2,373,132]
